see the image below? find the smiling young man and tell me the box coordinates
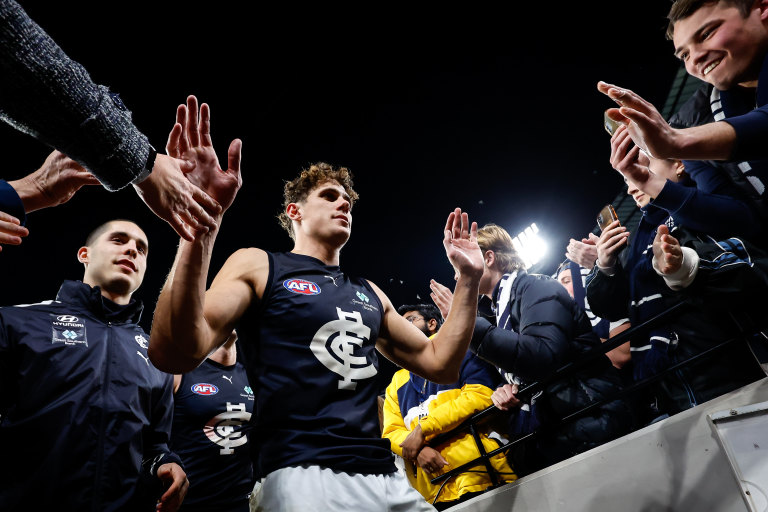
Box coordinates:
[599,0,768,160]
[0,219,188,511]
[466,224,634,474]
[596,1,768,242]
[148,97,485,512]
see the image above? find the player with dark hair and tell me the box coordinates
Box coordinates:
[0,219,188,510]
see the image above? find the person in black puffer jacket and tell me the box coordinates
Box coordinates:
[466,224,635,476]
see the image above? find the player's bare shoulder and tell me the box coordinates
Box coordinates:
[363,279,394,314]
[213,247,270,300]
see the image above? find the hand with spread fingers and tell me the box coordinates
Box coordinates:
[442,208,483,281]
[652,224,683,275]
[166,96,242,220]
[598,81,681,160]
[598,81,737,162]
[133,153,221,242]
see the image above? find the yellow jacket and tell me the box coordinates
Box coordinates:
[382,353,516,505]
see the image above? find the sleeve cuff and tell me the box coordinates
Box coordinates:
[0,180,27,225]
[145,452,184,478]
[723,109,768,161]
[653,246,699,290]
[419,418,435,438]
[608,318,630,331]
[596,259,617,276]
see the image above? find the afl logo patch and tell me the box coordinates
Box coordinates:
[283,279,321,295]
[192,383,219,395]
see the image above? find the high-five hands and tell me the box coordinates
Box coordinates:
[598,81,680,160]
[165,95,243,230]
[443,208,483,281]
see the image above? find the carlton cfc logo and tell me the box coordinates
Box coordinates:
[283,279,321,295]
[192,383,219,395]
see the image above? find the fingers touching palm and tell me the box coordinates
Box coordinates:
[167,96,242,212]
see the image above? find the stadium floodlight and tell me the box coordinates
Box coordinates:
[511,223,547,270]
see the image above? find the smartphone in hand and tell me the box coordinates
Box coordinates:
[597,204,620,231]
[603,111,622,136]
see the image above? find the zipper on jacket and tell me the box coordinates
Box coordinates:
[91,322,113,512]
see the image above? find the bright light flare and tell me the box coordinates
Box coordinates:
[511,223,547,269]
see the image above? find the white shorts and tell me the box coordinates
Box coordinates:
[250,465,436,512]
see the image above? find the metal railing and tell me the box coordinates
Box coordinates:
[424,299,765,503]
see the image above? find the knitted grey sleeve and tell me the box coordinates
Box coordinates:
[0,0,151,191]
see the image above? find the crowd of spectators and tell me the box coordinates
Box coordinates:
[3,1,768,510]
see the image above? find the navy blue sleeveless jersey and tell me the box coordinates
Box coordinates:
[237,251,395,477]
[171,358,255,511]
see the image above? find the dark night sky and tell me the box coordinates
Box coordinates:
[0,2,682,331]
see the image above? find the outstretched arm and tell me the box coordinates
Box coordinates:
[148,96,250,373]
[0,150,98,251]
[8,150,100,213]
[598,81,736,161]
[609,123,761,240]
[470,281,575,382]
[374,208,484,384]
[0,1,219,240]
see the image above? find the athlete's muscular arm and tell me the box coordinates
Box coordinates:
[148,95,251,374]
[373,209,483,384]
[149,245,266,374]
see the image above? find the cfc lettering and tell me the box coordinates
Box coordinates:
[310,307,377,390]
[204,402,252,455]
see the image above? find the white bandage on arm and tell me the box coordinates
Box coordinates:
[653,246,699,290]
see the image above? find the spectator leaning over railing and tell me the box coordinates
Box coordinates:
[464,222,635,475]
[0,0,221,241]
[586,123,767,424]
[598,0,768,247]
